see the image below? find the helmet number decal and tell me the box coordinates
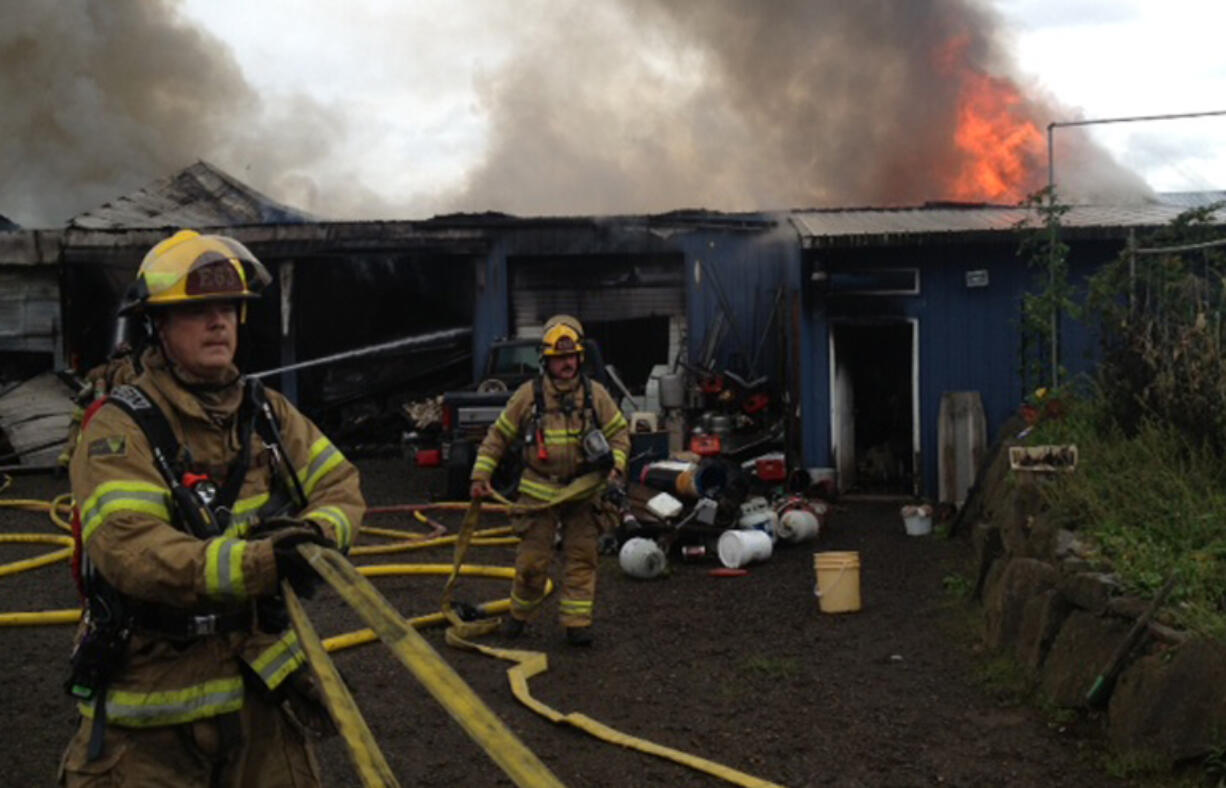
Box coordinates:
[186,260,243,297]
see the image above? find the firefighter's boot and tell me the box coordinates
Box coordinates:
[565,626,593,647]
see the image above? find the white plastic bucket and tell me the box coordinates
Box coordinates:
[619,537,667,579]
[900,504,933,536]
[717,529,773,569]
[778,508,820,543]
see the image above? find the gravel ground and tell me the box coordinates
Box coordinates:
[0,457,1131,787]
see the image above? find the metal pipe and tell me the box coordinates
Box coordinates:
[1135,237,1226,255]
[1044,108,1226,389]
[248,326,472,379]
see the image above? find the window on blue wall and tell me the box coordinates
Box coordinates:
[826,268,919,295]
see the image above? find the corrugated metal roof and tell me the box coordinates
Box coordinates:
[1154,190,1226,208]
[70,161,315,230]
[0,372,73,466]
[790,201,1225,246]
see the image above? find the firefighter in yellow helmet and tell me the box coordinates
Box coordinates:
[60,230,365,786]
[470,314,629,646]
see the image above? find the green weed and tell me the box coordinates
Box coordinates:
[1025,396,1226,638]
[942,572,973,600]
[974,654,1031,704]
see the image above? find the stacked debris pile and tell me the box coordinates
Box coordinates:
[607,449,832,579]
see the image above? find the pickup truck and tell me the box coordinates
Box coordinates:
[440,337,611,500]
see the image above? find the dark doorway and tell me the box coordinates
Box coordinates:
[833,321,914,495]
[584,315,670,392]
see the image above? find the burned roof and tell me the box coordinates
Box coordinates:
[69,161,315,230]
[790,200,1226,248]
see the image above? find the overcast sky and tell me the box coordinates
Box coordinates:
[173,0,1225,209]
[994,0,1226,192]
[3,1,1222,226]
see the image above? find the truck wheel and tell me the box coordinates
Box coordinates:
[445,440,476,501]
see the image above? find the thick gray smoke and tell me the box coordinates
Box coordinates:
[0,0,387,226]
[451,0,1149,214]
[1,0,1147,227]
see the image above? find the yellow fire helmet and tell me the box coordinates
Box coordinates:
[118,229,271,318]
[540,314,585,357]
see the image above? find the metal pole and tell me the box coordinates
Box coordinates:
[248,326,472,380]
[1046,123,1059,388]
[1043,108,1226,389]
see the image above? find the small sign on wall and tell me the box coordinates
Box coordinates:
[965,269,989,288]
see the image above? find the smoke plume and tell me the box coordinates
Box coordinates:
[451,0,1149,214]
[0,0,387,227]
[1,0,1148,227]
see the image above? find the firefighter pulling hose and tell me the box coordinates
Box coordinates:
[59,230,364,785]
[469,314,630,646]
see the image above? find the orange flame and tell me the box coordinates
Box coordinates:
[935,33,1045,203]
[948,72,1044,202]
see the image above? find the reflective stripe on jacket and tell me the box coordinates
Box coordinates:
[471,374,629,498]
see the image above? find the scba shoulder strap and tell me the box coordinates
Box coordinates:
[105,380,290,536]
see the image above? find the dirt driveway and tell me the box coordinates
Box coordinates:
[1,458,1127,786]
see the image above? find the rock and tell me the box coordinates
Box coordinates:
[999,484,1044,557]
[983,558,1058,652]
[1107,595,1150,621]
[1146,621,1189,647]
[1040,610,1132,708]
[972,523,1003,599]
[1025,512,1061,558]
[1053,529,1079,559]
[1016,589,1072,670]
[1059,557,1094,574]
[1059,572,1120,615]
[1108,639,1226,763]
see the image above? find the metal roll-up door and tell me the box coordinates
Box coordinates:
[509,255,685,334]
[509,255,686,390]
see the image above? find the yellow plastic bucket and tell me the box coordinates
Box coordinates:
[813,551,861,614]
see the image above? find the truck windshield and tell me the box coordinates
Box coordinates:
[490,344,539,375]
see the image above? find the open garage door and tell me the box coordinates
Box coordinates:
[509,254,685,391]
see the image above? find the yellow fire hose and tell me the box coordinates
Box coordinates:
[295,541,565,788]
[0,533,74,578]
[2,485,785,787]
[439,480,787,788]
[284,580,400,787]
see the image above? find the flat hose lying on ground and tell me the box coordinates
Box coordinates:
[440,477,787,788]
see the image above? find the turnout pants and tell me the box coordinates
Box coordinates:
[58,689,321,787]
[509,496,603,628]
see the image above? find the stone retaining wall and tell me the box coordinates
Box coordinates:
[972,444,1226,766]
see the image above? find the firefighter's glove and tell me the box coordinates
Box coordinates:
[269,525,331,600]
[597,531,619,556]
